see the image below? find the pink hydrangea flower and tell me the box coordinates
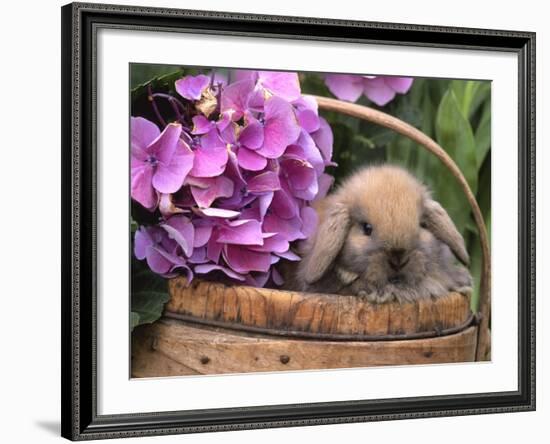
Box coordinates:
[131,118,194,210]
[132,71,335,286]
[324,74,414,106]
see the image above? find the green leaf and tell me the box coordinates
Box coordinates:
[476,153,491,224]
[386,135,414,168]
[131,69,185,103]
[434,89,478,235]
[132,291,170,326]
[469,232,482,312]
[468,210,491,312]
[352,134,376,150]
[451,80,490,120]
[131,259,170,330]
[474,101,491,167]
[130,312,141,330]
[130,218,138,233]
[329,121,386,184]
[131,64,184,89]
[468,82,491,120]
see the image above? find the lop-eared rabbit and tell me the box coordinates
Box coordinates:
[289,165,473,303]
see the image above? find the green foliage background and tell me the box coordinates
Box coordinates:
[130,64,491,329]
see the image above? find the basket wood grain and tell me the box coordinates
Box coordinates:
[164,278,473,340]
[132,320,478,377]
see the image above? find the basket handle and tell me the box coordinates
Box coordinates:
[315,95,491,361]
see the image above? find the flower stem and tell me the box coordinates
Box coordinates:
[180,129,194,145]
[152,92,191,125]
[155,94,184,122]
[147,84,167,127]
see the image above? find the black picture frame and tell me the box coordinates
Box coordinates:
[61,2,536,440]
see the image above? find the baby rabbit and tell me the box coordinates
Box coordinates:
[290,165,473,303]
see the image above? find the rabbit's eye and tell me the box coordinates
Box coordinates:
[361,222,373,236]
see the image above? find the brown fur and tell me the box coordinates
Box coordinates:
[288,165,472,303]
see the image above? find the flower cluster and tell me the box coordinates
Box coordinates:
[132,71,334,287]
[324,75,413,106]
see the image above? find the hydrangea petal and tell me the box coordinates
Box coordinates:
[271,267,284,286]
[246,271,271,288]
[153,247,192,279]
[190,144,228,178]
[196,207,240,218]
[276,249,301,261]
[223,245,271,273]
[249,234,289,253]
[296,107,320,133]
[219,121,237,145]
[220,78,255,120]
[239,118,264,149]
[282,158,316,191]
[291,131,324,173]
[131,116,160,152]
[194,224,213,248]
[257,71,301,101]
[217,219,264,245]
[188,247,208,264]
[315,173,335,202]
[384,76,414,94]
[194,263,246,281]
[363,77,396,106]
[293,179,319,201]
[325,74,364,102]
[247,87,266,112]
[134,227,153,260]
[152,139,194,193]
[258,192,274,220]
[131,164,157,210]
[175,74,211,101]
[192,115,215,135]
[148,122,182,165]
[223,149,247,188]
[300,206,318,238]
[231,70,258,82]
[311,117,334,163]
[211,71,228,88]
[263,213,305,242]
[190,175,234,208]
[257,96,300,159]
[146,246,173,274]
[216,112,232,132]
[206,238,222,263]
[247,171,281,193]
[161,215,195,257]
[237,147,268,171]
[292,95,318,113]
[271,183,299,219]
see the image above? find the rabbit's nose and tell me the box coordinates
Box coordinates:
[388,248,409,271]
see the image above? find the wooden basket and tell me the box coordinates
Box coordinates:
[132,96,491,378]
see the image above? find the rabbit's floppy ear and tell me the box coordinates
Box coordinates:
[303,201,350,284]
[422,199,469,265]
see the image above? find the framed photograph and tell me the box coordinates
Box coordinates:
[61,2,535,440]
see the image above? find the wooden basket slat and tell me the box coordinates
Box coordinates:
[132,320,478,377]
[166,277,472,338]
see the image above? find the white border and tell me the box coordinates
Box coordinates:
[97,28,518,415]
